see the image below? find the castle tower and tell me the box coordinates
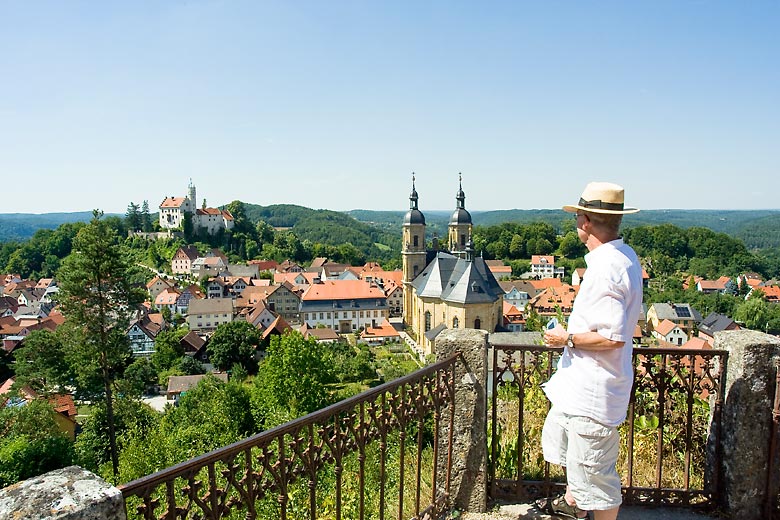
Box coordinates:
[448,173,472,257]
[187,179,197,212]
[402,174,427,326]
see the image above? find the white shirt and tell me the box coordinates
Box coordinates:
[542,238,643,427]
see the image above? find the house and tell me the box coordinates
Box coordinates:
[359,319,401,346]
[499,281,532,310]
[180,330,207,359]
[300,280,389,333]
[652,319,688,346]
[176,284,205,314]
[751,285,780,304]
[260,315,292,342]
[503,301,525,332]
[171,246,200,275]
[192,256,228,279]
[187,298,234,332]
[248,259,280,273]
[384,281,404,317]
[166,372,228,400]
[0,378,78,441]
[529,255,564,279]
[265,281,302,323]
[278,260,304,273]
[646,303,702,334]
[127,316,162,357]
[698,312,740,343]
[147,276,174,301]
[155,288,181,315]
[245,301,278,330]
[697,276,732,294]
[300,323,341,344]
[528,284,578,319]
[572,268,587,286]
[486,260,512,280]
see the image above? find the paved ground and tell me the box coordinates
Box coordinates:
[455,502,720,519]
[141,394,169,412]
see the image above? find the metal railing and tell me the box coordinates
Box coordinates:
[120,354,459,520]
[488,341,727,510]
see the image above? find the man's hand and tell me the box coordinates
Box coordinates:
[544,324,568,347]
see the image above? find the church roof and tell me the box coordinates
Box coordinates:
[404,209,426,225]
[449,207,472,225]
[412,252,503,305]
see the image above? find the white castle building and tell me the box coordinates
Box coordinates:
[159,181,235,235]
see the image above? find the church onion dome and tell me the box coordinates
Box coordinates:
[404,209,426,225]
[449,207,472,225]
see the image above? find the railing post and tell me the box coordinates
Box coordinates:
[0,466,126,520]
[435,328,488,513]
[711,329,780,519]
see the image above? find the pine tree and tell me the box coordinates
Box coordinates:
[56,210,144,478]
[125,202,141,231]
[140,200,152,232]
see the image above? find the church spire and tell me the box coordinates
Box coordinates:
[456,172,465,209]
[410,173,419,210]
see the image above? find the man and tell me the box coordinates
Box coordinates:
[539,182,643,520]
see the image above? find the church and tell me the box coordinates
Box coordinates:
[402,175,504,355]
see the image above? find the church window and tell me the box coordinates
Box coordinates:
[413,265,419,277]
[453,317,459,328]
[461,234,466,246]
[413,235,419,247]
[425,311,431,332]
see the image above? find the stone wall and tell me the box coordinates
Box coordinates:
[711,329,780,520]
[435,328,488,513]
[0,466,125,520]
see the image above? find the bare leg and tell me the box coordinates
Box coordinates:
[593,507,619,520]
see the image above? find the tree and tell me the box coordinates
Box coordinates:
[119,358,158,397]
[150,328,187,372]
[12,330,73,394]
[126,202,141,231]
[140,200,153,232]
[206,321,261,373]
[252,332,334,428]
[56,210,145,478]
[0,398,74,487]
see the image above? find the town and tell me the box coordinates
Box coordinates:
[1,179,780,519]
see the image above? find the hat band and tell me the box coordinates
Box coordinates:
[579,198,624,211]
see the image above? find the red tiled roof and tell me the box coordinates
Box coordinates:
[361,319,400,339]
[655,319,678,336]
[160,197,187,208]
[301,280,387,301]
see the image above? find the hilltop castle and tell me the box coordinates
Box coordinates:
[402,175,503,355]
[159,181,234,235]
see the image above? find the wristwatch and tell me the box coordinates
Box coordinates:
[567,334,575,348]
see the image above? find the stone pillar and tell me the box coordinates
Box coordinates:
[435,328,488,513]
[711,330,780,519]
[0,466,126,520]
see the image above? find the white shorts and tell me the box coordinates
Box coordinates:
[541,405,622,511]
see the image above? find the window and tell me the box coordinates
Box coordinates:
[352,311,356,318]
[453,317,459,328]
[327,312,331,319]
[413,235,419,247]
[474,317,481,329]
[425,311,431,332]
[319,313,324,320]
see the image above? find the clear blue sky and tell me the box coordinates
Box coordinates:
[1,1,777,214]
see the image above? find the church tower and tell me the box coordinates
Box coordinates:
[187,179,197,214]
[402,174,427,326]
[448,173,472,257]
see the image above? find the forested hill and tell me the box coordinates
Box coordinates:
[0,212,110,242]
[242,203,400,253]
[2,207,779,250]
[348,209,780,250]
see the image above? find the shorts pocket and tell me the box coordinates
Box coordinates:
[570,418,617,467]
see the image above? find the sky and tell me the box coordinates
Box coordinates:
[1,1,778,214]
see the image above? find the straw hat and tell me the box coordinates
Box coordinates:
[562,182,640,215]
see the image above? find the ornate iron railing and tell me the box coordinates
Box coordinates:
[120,353,459,520]
[487,342,727,509]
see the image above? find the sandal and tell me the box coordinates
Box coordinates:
[534,494,591,519]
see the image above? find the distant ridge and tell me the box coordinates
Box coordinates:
[2,207,780,249]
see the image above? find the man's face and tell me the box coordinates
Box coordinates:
[576,212,590,244]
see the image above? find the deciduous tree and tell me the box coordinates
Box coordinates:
[206,321,261,373]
